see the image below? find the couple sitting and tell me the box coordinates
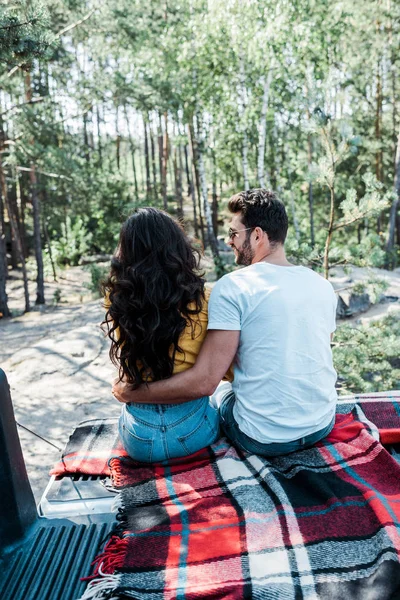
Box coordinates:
[105,188,338,463]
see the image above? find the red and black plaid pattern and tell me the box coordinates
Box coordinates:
[80,410,400,600]
[50,417,127,477]
[51,392,400,479]
[337,391,400,445]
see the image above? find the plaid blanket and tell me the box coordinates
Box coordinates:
[49,417,128,477]
[79,409,400,600]
[51,391,400,478]
[337,391,400,445]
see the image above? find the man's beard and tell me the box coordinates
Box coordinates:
[234,237,254,266]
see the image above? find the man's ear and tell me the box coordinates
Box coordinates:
[254,226,265,242]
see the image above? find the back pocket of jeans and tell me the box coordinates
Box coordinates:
[178,414,218,456]
[119,421,153,462]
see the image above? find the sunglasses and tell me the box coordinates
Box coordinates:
[227,227,254,240]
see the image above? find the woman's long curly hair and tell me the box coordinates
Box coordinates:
[102,208,205,387]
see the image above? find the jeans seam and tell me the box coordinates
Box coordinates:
[126,400,208,429]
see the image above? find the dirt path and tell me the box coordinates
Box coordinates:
[0,268,119,503]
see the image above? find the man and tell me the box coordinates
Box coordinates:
[113,188,338,456]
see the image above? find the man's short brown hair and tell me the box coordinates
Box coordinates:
[228,188,288,245]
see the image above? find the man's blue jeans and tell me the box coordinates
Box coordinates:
[215,386,335,458]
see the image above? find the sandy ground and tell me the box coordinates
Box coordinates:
[0,263,399,504]
[0,267,119,504]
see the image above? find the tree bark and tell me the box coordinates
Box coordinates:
[197,144,223,277]
[30,167,45,304]
[239,52,250,190]
[83,110,90,165]
[96,104,103,167]
[307,130,315,248]
[174,144,183,221]
[158,114,163,191]
[0,227,10,317]
[188,121,205,245]
[143,114,151,198]
[0,156,30,312]
[212,149,218,237]
[386,127,400,258]
[149,117,158,199]
[42,187,57,281]
[123,105,139,200]
[161,112,169,210]
[184,143,198,238]
[25,71,45,304]
[375,55,383,232]
[257,64,274,188]
[0,177,10,317]
[323,187,335,280]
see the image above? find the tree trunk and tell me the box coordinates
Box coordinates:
[158,114,163,191]
[115,104,122,172]
[30,168,45,304]
[174,144,183,221]
[149,117,158,199]
[161,112,169,210]
[257,64,274,187]
[0,156,30,312]
[197,145,223,276]
[307,132,315,248]
[42,188,57,281]
[386,127,400,259]
[15,170,27,258]
[123,105,139,200]
[96,104,103,167]
[0,226,10,317]
[290,188,300,242]
[188,121,205,246]
[323,187,335,280]
[25,71,44,304]
[375,56,383,232]
[10,187,19,270]
[0,180,10,317]
[212,150,218,237]
[239,52,250,191]
[83,111,90,165]
[143,115,151,198]
[184,143,198,238]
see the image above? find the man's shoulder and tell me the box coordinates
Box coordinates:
[211,267,252,293]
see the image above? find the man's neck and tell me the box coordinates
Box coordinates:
[252,246,292,267]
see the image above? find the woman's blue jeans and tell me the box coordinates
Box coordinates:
[218,390,335,458]
[119,396,220,462]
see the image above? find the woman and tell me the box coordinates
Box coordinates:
[102,207,222,462]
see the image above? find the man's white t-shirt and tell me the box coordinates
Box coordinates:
[208,262,338,443]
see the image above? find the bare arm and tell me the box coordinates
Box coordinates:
[112,329,239,405]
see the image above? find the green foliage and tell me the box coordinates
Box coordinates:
[333,315,400,394]
[0,1,54,68]
[51,216,92,267]
[351,274,389,304]
[52,287,62,304]
[85,264,109,298]
[337,174,390,229]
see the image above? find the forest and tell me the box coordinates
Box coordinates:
[0,0,399,394]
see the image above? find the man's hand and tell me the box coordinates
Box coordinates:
[112,378,138,404]
[112,330,239,406]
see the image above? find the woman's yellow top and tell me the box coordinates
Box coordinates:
[173,287,233,381]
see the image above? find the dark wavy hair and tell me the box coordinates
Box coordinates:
[102,208,205,387]
[228,188,288,245]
